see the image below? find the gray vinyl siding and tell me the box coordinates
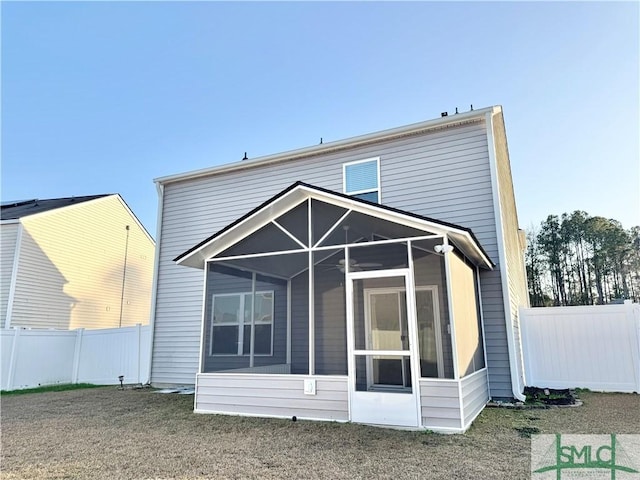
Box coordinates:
[460,369,489,428]
[152,119,513,397]
[195,373,349,421]
[0,223,19,323]
[419,379,462,430]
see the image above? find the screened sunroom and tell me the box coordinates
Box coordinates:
[175,182,493,432]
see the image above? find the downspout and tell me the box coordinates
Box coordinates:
[485,109,526,401]
[146,182,165,385]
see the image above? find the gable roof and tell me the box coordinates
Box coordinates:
[175,181,494,270]
[1,195,110,220]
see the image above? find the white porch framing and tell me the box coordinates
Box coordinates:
[190,186,491,431]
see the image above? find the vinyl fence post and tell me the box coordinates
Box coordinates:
[136,323,141,384]
[7,327,21,390]
[629,302,640,393]
[72,328,84,384]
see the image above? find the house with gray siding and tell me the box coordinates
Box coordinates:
[149,105,528,432]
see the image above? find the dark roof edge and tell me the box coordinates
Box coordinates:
[0,194,113,220]
[173,181,303,262]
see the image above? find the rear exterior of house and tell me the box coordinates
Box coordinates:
[0,195,155,330]
[149,105,528,432]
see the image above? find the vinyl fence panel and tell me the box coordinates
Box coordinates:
[521,302,640,393]
[76,324,150,385]
[1,324,150,391]
[1,329,17,389]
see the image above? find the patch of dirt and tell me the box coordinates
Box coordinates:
[1,388,638,479]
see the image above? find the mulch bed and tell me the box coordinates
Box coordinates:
[523,386,577,406]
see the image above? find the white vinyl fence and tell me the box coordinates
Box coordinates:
[1,324,150,391]
[521,302,640,393]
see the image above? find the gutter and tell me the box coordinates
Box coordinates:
[154,106,495,185]
[485,107,526,402]
[146,182,165,385]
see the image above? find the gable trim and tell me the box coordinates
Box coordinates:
[174,182,494,270]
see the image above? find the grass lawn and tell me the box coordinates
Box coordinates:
[1,387,638,479]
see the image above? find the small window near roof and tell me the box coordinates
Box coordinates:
[343,157,380,203]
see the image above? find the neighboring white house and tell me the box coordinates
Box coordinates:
[1,194,155,330]
[149,105,529,432]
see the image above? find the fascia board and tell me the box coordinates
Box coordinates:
[114,194,156,245]
[155,107,495,186]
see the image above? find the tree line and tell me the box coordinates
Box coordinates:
[525,211,640,306]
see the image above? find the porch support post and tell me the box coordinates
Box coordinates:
[344,246,354,419]
[443,236,460,380]
[286,279,291,366]
[406,240,423,428]
[249,273,256,368]
[308,199,314,375]
[198,263,209,374]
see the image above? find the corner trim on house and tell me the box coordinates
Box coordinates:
[147,183,164,385]
[460,368,490,431]
[485,109,526,401]
[5,222,24,329]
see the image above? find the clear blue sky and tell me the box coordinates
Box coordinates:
[2,1,638,237]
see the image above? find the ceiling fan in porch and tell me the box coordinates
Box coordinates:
[332,258,382,273]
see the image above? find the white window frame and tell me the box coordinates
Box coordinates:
[209,291,274,357]
[343,157,381,203]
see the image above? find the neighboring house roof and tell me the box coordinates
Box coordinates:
[174,181,494,270]
[0,195,110,220]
